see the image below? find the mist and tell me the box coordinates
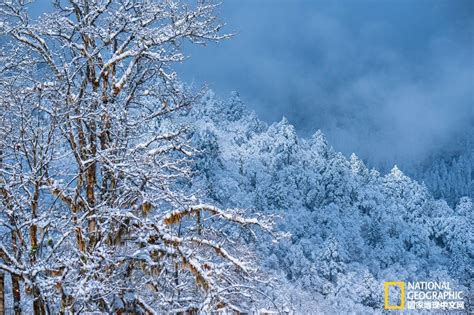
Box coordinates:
[179,0,474,169]
[27,0,474,169]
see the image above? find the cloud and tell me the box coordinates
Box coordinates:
[179,0,474,168]
[24,0,474,169]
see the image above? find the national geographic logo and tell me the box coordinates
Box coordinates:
[384,281,405,309]
[384,281,465,311]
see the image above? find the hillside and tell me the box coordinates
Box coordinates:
[174,91,473,312]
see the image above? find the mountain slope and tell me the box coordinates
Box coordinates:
[172,91,473,312]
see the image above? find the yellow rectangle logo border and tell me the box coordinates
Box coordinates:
[384,281,405,310]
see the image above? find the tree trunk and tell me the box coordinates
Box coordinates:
[32,286,46,315]
[0,273,4,315]
[11,231,21,315]
[12,274,21,315]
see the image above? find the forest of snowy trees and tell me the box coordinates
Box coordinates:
[0,0,472,314]
[176,91,473,313]
[409,138,474,207]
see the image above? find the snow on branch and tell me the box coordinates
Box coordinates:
[163,204,275,232]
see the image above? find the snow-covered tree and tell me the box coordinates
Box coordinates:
[317,238,345,286]
[0,1,276,313]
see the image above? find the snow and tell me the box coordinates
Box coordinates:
[0,1,471,314]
